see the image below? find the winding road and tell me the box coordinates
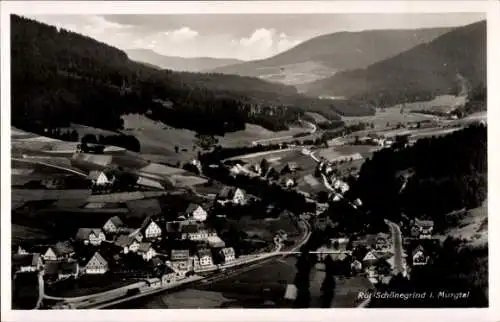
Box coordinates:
[385,219,405,276]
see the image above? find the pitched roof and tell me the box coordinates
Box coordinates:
[75,228,104,240]
[107,216,124,227]
[138,242,153,253]
[412,245,426,256]
[164,265,175,275]
[171,249,189,260]
[198,249,212,257]
[114,234,135,247]
[415,219,434,228]
[12,253,40,267]
[185,203,201,214]
[52,241,75,256]
[218,187,234,199]
[181,224,199,234]
[82,252,108,267]
[59,261,79,275]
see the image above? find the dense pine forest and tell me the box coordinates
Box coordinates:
[11,15,351,137]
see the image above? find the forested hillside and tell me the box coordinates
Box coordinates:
[11,15,357,137]
[301,20,486,108]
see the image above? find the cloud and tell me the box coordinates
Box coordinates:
[164,27,199,42]
[235,28,301,60]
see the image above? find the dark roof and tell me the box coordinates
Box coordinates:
[52,241,75,256]
[75,228,104,240]
[185,203,201,214]
[12,253,40,267]
[151,257,164,266]
[181,224,199,234]
[138,242,152,253]
[412,245,426,256]
[115,234,135,247]
[59,261,78,274]
[107,216,124,227]
[171,249,189,260]
[197,248,212,257]
[44,262,60,275]
[415,219,434,228]
[218,187,234,199]
[165,222,181,233]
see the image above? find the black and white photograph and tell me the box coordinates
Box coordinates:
[1,1,498,320]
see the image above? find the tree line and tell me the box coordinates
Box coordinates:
[81,134,141,152]
[346,123,487,231]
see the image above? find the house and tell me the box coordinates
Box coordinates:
[43,241,75,261]
[137,242,157,261]
[12,253,43,273]
[219,247,236,264]
[362,250,392,266]
[80,251,109,275]
[75,228,106,246]
[412,219,434,239]
[129,230,144,242]
[180,224,201,240]
[197,249,213,267]
[145,277,162,288]
[142,218,162,240]
[184,203,208,222]
[114,234,141,254]
[170,249,191,272]
[281,162,299,174]
[351,259,363,273]
[88,170,114,186]
[207,235,226,248]
[329,238,349,251]
[217,187,246,205]
[45,261,79,282]
[375,233,390,250]
[282,177,296,189]
[412,245,429,266]
[103,216,124,234]
[162,266,178,286]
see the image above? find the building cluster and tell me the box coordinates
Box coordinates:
[11,190,248,289]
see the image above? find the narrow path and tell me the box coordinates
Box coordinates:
[385,219,405,275]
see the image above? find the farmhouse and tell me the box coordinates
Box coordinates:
[184,203,208,222]
[219,247,236,264]
[412,245,429,266]
[12,253,43,273]
[80,251,108,275]
[75,228,106,246]
[351,259,363,273]
[114,234,141,254]
[137,242,157,261]
[43,241,75,261]
[103,216,124,234]
[412,219,434,239]
[142,218,162,240]
[170,249,191,272]
[197,249,213,267]
[44,261,79,282]
[162,266,178,285]
[88,170,115,186]
[217,187,246,205]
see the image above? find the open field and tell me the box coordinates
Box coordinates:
[12,189,92,203]
[59,123,119,137]
[400,94,467,113]
[231,214,301,242]
[342,108,438,129]
[45,275,139,298]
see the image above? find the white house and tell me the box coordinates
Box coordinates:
[197,249,213,267]
[232,188,246,205]
[43,241,75,261]
[75,228,106,246]
[184,203,208,222]
[137,242,157,261]
[88,170,114,186]
[412,245,429,266]
[114,234,141,254]
[103,216,124,234]
[81,252,108,275]
[219,247,236,264]
[162,266,178,286]
[143,219,162,239]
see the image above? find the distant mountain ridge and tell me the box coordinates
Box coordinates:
[300,20,486,108]
[209,27,453,85]
[126,49,243,72]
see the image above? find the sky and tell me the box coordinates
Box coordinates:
[29,13,485,61]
